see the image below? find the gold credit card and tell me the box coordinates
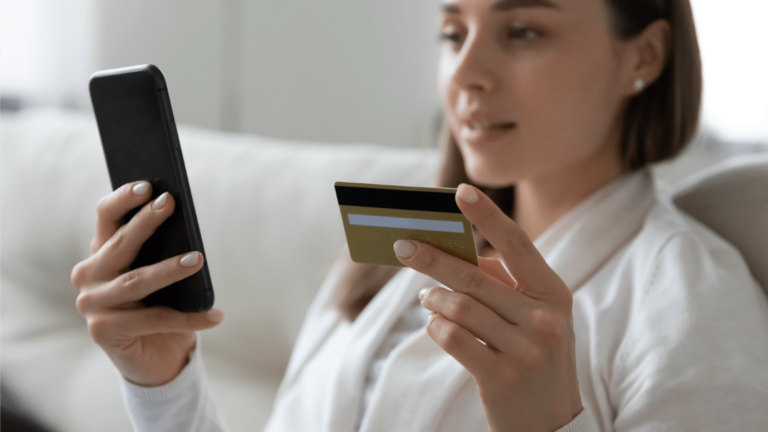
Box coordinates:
[335,182,478,267]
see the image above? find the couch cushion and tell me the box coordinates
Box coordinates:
[673,154,768,293]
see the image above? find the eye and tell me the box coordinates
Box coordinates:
[439,27,466,49]
[509,26,542,41]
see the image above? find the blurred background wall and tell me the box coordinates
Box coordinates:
[0,0,443,148]
[0,0,766,148]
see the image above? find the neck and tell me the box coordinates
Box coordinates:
[513,144,626,241]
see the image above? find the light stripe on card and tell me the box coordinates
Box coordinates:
[347,214,465,233]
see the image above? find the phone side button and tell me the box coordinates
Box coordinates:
[170,121,180,149]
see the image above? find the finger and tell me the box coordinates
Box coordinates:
[426,313,500,382]
[455,184,563,299]
[92,181,153,255]
[396,239,534,324]
[421,286,529,351]
[93,192,176,277]
[478,257,516,288]
[79,252,204,310]
[98,307,224,339]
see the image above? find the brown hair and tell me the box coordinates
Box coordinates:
[334,0,702,321]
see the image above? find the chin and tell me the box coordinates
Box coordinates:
[463,157,518,188]
[456,138,524,188]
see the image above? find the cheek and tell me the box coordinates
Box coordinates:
[516,44,622,163]
[438,53,465,153]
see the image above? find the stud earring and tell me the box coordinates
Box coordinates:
[634,79,645,92]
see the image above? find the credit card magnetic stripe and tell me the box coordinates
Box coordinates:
[335,184,461,213]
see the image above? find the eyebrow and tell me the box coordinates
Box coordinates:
[442,0,559,14]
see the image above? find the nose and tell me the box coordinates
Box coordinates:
[447,30,497,93]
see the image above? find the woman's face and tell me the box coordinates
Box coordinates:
[438,0,632,187]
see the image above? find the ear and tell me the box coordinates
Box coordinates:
[622,19,671,96]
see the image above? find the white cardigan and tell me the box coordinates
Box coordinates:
[120,170,768,431]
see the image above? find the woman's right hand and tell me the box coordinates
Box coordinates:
[71,181,224,387]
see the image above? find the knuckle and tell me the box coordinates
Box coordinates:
[87,317,111,344]
[75,291,92,315]
[422,287,444,309]
[460,270,485,295]
[531,308,566,344]
[70,262,89,289]
[95,195,111,218]
[440,323,464,352]
[504,227,533,255]
[108,229,127,251]
[421,286,438,304]
[120,269,143,291]
[447,295,473,320]
[425,314,440,338]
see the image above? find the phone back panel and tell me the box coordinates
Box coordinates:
[89,65,213,312]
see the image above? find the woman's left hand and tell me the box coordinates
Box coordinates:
[394,184,582,432]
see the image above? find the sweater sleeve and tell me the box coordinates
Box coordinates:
[555,409,598,432]
[119,339,228,432]
[610,233,768,431]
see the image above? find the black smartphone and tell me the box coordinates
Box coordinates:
[89,64,214,312]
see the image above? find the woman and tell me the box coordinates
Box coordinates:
[72,0,768,430]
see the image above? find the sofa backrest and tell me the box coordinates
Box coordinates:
[0,109,440,377]
[673,154,768,294]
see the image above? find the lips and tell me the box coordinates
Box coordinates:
[459,118,517,149]
[467,121,516,132]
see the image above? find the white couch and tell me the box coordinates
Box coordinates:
[1,109,438,431]
[2,109,766,432]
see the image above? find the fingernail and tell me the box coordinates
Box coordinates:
[206,308,225,323]
[180,252,199,267]
[152,192,168,210]
[457,184,478,204]
[418,288,429,301]
[394,239,416,258]
[132,181,150,195]
[427,312,437,324]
